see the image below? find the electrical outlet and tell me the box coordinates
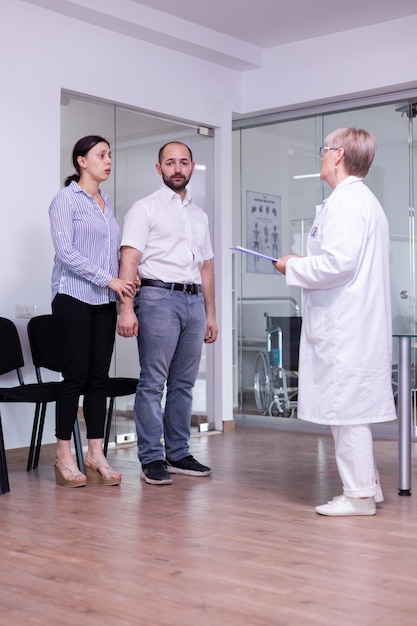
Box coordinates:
[116,433,136,444]
[16,304,37,318]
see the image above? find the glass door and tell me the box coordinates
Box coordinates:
[61,93,215,446]
[233,118,321,416]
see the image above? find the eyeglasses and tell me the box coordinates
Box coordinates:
[319,146,340,158]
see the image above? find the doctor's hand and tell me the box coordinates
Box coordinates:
[273,254,300,275]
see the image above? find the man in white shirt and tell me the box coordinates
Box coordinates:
[117,142,218,485]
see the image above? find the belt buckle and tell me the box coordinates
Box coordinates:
[184,284,194,294]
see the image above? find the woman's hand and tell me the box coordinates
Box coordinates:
[107,277,137,302]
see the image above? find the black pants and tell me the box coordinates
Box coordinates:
[52,294,117,440]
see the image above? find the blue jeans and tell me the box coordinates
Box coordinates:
[133,286,207,464]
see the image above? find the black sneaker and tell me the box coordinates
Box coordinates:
[141,460,173,485]
[166,455,212,477]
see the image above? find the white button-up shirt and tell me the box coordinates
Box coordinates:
[121,184,213,284]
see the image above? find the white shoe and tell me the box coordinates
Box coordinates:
[330,480,384,505]
[329,494,344,504]
[316,495,376,516]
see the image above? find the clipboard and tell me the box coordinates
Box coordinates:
[230,245,278,263]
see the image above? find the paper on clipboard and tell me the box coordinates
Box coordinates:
[230,245,278,263]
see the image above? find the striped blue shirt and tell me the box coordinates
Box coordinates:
[49,181,120,305]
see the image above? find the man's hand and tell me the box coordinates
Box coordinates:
[117,309,139,337]
[204,317,218,344]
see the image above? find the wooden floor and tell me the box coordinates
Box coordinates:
[1,420,417,626]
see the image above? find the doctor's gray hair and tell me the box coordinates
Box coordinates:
[325,128,377,178]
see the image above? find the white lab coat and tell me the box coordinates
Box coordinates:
[286,176,396,425]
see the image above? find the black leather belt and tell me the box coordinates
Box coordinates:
[140,279,201,295]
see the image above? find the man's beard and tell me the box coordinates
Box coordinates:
[162,172,190,192]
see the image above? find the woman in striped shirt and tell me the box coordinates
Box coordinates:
[49,135,136,488]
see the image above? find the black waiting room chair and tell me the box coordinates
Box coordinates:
[26,314,83,472]
[26,314,138,471]
[0,316,65,494]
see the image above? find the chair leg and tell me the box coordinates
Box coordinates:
[73,417,84,472]
[27,403,41,471]
[104,397,115,457]
[0,416,10,494]
[33,403,47,470]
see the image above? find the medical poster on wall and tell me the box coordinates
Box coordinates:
[246,190,281,274]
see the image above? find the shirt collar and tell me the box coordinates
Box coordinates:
[334,175,363,191]
[70,180,109,202]
[161,183,192,205]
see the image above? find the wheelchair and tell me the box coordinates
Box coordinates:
[253,314,302,418]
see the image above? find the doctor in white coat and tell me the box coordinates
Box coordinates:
[274,127,396,516]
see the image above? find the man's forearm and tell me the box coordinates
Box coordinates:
[119,247,141,312]
[201,261,216,318]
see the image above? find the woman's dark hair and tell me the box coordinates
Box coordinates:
[64,135,110,186]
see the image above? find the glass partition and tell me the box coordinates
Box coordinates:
[233,99,417,421]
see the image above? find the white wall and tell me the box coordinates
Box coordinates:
[0,0,239,448]
[240,16,417,114]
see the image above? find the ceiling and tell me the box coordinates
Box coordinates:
[131,0,417,48]
[24,0,417,71]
